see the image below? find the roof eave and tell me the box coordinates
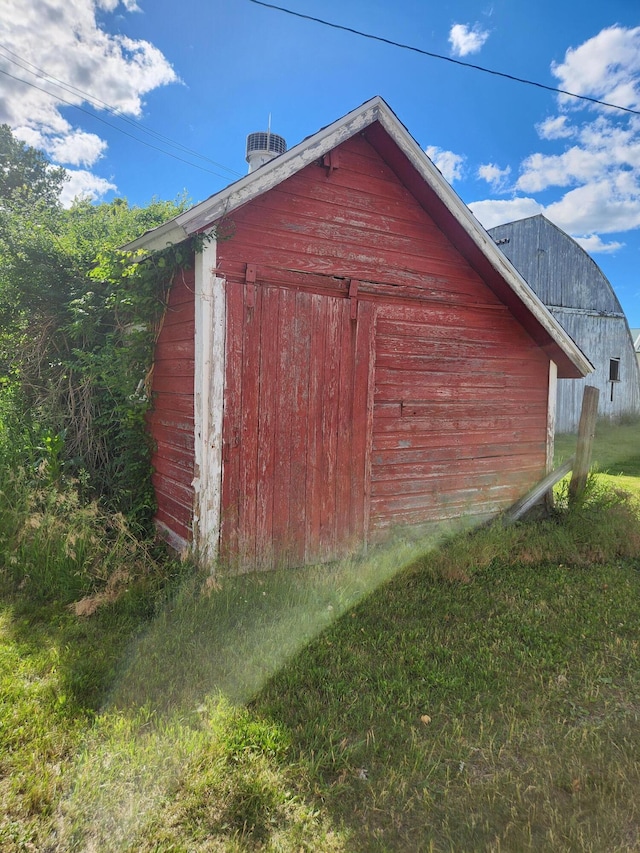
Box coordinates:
[124,219,189,253]
[177,96,387,235]
[122,96,387,253]
[371,109,592,378]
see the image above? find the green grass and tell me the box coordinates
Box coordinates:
[257,557,640,850]
[2,429,640,851]
[555,416,640,479]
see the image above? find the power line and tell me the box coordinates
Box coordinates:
[0,63,243,181]
[0,65,235,180]
[0,43,242,178]
[247,0,640,118]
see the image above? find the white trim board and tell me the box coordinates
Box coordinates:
[192,236,226,566]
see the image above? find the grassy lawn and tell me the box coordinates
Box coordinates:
[555,418,640,482]
[1,426,640,851]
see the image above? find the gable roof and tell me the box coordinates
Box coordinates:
[127,96,591,379]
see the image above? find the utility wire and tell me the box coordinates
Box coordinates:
[0,44,242,178]
[247,0,640,118]
[0,63,242,181]
[0,66,234,179]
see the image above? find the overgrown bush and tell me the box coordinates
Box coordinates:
[0,125,199,526]
[0,207,192,527]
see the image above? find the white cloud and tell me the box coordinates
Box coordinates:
[577,118,640,167]
[13,125,106,167]
[50,131,107,167]
[448,23,490,57]
[468,198,544,230]
[536,115,575,140]
[516,146,603,193]
[0,0,177,202]
[477,163,511,190]
[11,126,47,151]
[59,169,118,208]
[98,0,140,10]
[516,118,640,206]
[544,181,640,235]
[574,234,624,254]
[469,26,640,242]
[425,145,465,183]
[551,25,640,111]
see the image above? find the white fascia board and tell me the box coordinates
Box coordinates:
[124,219,188,253]
[176,97,386,235]
[373,105,593,378]
[546,360,558,474]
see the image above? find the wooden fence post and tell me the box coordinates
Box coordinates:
[569,385,599,500]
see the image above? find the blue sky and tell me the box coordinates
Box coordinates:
[2,0,640,324]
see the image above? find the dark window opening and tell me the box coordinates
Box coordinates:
[609,358,621,382]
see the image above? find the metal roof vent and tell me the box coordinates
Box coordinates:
[245,129,287,173]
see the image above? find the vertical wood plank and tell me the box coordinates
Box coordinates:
[287,291,312,567]
[352,299,376,543]
[362,301,377,545]
[237,280,262,569]
[544,359,558,510]
[219,279,243,567]
[335,298,355,547]
[255,285,280,569]
[570,385,599,500]
[306,294,325,562]
[546,360,558,474]
[272,288,296,566]
[324,297,343,556]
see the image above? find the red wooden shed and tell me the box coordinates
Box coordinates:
[128,97,591,571]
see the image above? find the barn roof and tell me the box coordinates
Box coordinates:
[488,214,625,317]
[127,96,591,379]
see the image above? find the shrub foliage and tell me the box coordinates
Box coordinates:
[0,125,193,526]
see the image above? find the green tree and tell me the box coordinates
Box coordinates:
[0,123,67,210]
[0,126,188,525]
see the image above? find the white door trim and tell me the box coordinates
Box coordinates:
[193,236,226,567]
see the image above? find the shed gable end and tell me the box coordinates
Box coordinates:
[217,134,509,311]
[214,134,553,567]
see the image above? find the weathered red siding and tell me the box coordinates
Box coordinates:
[148,267,195,543]
[215,132,551,565]
[371,301,548,531]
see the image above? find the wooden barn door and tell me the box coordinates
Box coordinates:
[220,279,375,571]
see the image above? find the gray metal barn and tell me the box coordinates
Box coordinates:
[489,215,640,433]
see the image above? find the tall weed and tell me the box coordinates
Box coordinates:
[419,474,640,582]
[0,460,168,608]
